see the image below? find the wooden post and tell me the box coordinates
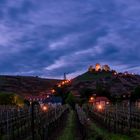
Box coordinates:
[128,99,132,134]
[31,102,35,140]
[6,111,10,140]
[115,103,118,133]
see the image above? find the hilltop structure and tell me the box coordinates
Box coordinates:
[95,63,101,71]
[88,63,111,72]
[102,65,111,71]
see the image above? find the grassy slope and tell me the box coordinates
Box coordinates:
[0,75,61,96]
[75,71,112,81]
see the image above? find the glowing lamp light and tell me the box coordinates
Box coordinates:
[62,81,65,85]
[58,84,61,87]
[114,72,117,75]
[97,105,102,110]
[123,95,126,98]
[51,89,55,93]
[42,106,48,111]
[106,101,109,105]
[90,97,94,101]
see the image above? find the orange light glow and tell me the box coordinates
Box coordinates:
[62,81,65,85]
[106,101,109,105]
[114,72,117,75]
[51,89,55,93]
[97,105,102,110]
[42,106,48,111]
[90,97,94,101]
[89,97,95,103]
[58,84,61,87]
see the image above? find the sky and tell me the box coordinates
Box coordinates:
[0,0,140,79]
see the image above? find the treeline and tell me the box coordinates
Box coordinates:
[0,92,24,106]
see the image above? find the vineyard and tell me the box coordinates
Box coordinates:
[0,105,69,140]
[1,104,140,140]
[87,104,140,134]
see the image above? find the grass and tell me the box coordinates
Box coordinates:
[58,110,76,140]
[86,120,135,140]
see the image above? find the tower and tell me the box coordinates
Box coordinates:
[64,73,67,80]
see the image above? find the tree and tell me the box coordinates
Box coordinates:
[65,92,75,109]
[54,85,69,104]
[80,87,94,99]
[0,92,24,106]
[0,93,15,105]
[24,99,30,106]
[131,86,140,101]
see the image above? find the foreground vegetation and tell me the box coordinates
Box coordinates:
[0,92,24,106]
[87,120,140,140]
[87,120,133,140]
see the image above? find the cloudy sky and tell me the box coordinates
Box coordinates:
[0,0,140,79]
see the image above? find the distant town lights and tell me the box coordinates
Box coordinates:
[57,80,71,87]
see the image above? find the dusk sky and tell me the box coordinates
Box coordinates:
[0,0,140,79]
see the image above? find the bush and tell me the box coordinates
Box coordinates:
[0,92,24,106]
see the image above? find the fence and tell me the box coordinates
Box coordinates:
[0,104,69,140]
[88,104,140,134]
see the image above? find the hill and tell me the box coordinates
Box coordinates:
[0,75,61,97]
[74,71,112,81]
[72,70,140,97]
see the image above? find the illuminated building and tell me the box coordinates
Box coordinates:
[88,65,94,72]
[102,65,110,71]
[95,63,101,71]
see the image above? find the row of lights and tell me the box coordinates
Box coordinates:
[58,80,71,87]
[113,72,135,76]
[50,80,71,94]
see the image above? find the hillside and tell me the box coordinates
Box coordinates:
[74,71,112,81]
[0,75,61,96]
[72,70,140,96]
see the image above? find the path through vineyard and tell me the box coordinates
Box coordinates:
[53,110,83,140]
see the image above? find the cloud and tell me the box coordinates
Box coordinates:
[0,0,139,78]
[67,70,86,79]
[45,59,66,70]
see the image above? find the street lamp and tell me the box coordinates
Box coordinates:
[97,104,103,110]
[42,105,48,112]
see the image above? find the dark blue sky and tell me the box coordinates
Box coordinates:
[0,0,140,79]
